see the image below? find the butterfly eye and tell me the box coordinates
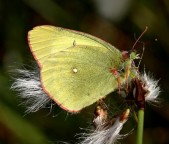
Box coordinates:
[122,51,129,61]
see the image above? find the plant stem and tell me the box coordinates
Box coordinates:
[136,109,144,144]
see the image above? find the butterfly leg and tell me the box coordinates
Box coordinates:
[93,99,108,129]
[110,68,121,95]
[125,65,129,89]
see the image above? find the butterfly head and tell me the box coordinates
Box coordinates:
[122,50,139,62]
[120,50,140,86]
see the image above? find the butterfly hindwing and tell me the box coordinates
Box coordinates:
[41,45,122,112]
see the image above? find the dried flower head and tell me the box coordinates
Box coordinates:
[78,109,130,144]
[124,71,160,109]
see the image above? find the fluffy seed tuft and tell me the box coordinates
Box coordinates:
[11,69,51,113]
[140,72,160,104]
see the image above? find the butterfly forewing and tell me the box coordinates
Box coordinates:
[28,25,119,67]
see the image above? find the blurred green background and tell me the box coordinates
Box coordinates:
[0,0,169,144]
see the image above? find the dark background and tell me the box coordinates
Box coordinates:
[0,0,169,144]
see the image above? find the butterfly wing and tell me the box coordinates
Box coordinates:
[28,25,119,67]
[28,26,123,112]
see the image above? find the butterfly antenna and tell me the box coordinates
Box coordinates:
[131,26,148,51]
[137,43,145,68]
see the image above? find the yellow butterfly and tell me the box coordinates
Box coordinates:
[28,25,138,113]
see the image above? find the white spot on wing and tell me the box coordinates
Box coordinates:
[73,68,78,73]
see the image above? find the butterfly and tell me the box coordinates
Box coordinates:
[28,25,139,113]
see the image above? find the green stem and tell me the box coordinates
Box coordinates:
[136,109,144,144]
